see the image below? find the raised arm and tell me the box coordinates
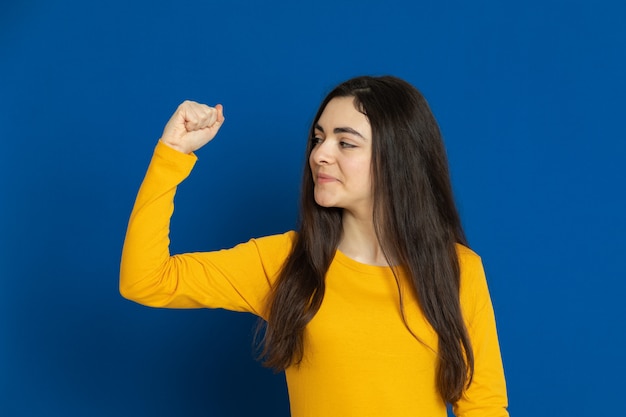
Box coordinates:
[119,101,225,307]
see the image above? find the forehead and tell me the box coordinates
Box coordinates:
[316,97,371,136]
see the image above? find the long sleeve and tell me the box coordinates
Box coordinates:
[119,141,294,317]
[453,247,509,417]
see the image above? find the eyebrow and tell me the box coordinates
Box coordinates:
[314,124,366,140]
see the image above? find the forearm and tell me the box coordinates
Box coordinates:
[119,141,197,305]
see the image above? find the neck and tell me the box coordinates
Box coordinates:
[338,210,390,266]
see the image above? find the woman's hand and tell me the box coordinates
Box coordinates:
[160,101,225,154]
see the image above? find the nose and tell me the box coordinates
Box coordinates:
[310,139,334,165]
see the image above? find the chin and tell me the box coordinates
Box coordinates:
[314,196,338,208]
[314,200,334,208]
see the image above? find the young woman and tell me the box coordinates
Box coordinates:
[120,76,509,416]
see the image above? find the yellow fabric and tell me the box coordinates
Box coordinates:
[120,141,509,417]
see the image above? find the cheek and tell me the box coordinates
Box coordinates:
[355,157,372,178]
[346,158,372,189]
[361,160,374,191]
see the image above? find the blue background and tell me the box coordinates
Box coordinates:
[2,0,625,416]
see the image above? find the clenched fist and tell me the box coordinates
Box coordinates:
[160,101,225,154]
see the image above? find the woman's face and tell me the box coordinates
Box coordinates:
[309,96,373,218]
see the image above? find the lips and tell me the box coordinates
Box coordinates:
[316,173,339,183]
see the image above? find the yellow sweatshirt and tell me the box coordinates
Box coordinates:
[120,141,509,417]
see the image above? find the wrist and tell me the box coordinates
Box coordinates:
[159,139,190,154]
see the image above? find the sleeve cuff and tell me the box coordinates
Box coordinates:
[155,140,199,163]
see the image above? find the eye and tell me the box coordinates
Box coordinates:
[311,136,323,146]
[340,141,356,149]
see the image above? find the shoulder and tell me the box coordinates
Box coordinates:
[455,243,484,273]
[456,243,492,317]
[240,231,297,271]
[209,231,297,270]
[248,230,297,252]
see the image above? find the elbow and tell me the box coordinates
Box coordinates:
[118,255,179,308]
[119,272,140,302]
[119,261,148,303]
[119,277,157,306]
[119,279,134,301]
[119,251,154,303]
[118,267,172,308]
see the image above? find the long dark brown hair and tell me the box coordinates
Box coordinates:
[259,75,473,404]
